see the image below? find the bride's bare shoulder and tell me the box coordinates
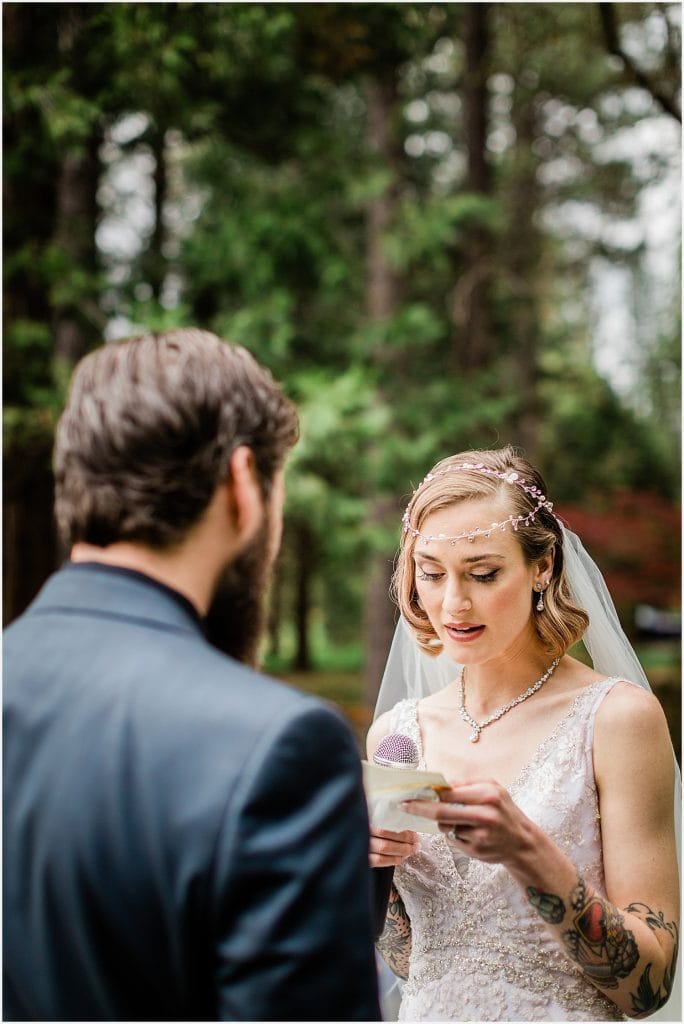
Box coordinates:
[595,678,665,724]
[419,680,460,714]
[559,654,612,691]
[561,654,656,696]
[366,710,393,759]
[562,656,666,738]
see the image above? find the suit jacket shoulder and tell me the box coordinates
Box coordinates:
[3,563,380,1020]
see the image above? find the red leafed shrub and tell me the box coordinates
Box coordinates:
[554,492,681,625]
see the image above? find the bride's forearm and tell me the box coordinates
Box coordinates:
[507,823,678,1018]
[527,875,678,1017]
[376,886,412,980]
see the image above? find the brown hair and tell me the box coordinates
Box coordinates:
[393,446,589,659]
[54,328,299,549]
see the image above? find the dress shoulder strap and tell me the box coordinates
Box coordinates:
[578,677,635,757]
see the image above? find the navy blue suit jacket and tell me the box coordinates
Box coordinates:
[3,563,380,1021]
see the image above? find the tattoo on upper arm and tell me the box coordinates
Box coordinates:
[376,886,412,981]
[624,903,679,1017]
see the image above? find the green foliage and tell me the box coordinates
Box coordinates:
[124,299,194,335]
[3,1,680,662]
[3,319,54,404]
[386,193,501,273]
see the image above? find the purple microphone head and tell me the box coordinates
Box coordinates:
[373,733,419,769]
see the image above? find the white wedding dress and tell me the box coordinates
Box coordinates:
[388,679,629,1022]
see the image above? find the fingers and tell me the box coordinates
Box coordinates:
[401,781,506,823]
[399,798,484,827]
[369,852,408,868]
[373,828,420,843]
[398,782,531,868]
[369,828,420,868]
[437,781,503,804]
[443,822,475,841]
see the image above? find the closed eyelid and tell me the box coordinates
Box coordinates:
[414,551,444,566]
[414,563,445,575]
[414,554,504,570]
[462,554,505,564]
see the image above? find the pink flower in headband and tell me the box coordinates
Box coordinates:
[402,462,555,545]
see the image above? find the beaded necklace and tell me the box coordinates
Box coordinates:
[457,658,561,743]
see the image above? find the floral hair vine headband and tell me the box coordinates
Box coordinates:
[402,462,556,545]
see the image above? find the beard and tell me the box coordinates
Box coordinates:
[204,517,273,669]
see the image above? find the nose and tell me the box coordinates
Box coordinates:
[443,576,471,616]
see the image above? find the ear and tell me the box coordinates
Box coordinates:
[534,549,554,586]
[226,445,263,543]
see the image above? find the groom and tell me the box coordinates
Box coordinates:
[3,329,380,1021]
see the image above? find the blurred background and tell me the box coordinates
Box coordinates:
[3,2,680,759]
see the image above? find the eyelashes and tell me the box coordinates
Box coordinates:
[472,570,499,583]
[416,569,500,584]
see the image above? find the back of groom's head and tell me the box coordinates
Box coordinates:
[54,328,299,551]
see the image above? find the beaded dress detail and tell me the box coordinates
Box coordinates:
[389,678,629,1022]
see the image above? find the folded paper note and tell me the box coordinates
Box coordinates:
[362,761,449,834]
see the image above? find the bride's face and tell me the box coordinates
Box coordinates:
[413,497,549,668]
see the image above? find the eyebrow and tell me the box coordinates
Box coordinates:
[414,550,506,564]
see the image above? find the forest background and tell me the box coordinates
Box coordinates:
[3,1,681,757]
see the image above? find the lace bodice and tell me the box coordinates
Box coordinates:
[390,678,628,1022]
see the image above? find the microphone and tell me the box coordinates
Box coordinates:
[370,733,419,939]
[373,733,419,769]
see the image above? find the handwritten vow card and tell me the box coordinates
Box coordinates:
[362,761,449,834]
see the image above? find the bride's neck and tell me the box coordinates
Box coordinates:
[461,650,557,715]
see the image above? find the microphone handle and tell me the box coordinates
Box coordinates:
[371,865,395,940]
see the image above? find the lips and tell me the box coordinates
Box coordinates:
[444,622,485,643]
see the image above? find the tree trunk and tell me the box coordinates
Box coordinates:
[2,6,59,382]
[3,6,100,625]
[53,6,104,363]
[293,522,314,671]
[53,134,103,364]
[504,85,543,461]
[451,2,493,372]
[144,127,168,301]
[362,75,403,708]
[2,440,59,626]
[362,497,399,707]
[267,552,284,660]
[365,77,402,326]
[598,3,680,122]
[464,3,491,197]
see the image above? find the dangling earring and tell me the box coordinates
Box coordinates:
[535,583,546,612]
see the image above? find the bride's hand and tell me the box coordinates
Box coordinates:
[401,780,533,867]
[369,827,420,868]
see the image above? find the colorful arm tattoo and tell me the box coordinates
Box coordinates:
[527,885,566,924]
[624,903,679,1017]
[527,877,678,1016]
[561,877,639,990]
[376,885,412,980]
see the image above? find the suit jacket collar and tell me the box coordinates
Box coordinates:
[27,562,206,638]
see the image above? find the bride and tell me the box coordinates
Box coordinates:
[367,447,679,1022]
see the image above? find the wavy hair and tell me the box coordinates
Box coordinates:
[393,446,589,659]
[54,329,299,550]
